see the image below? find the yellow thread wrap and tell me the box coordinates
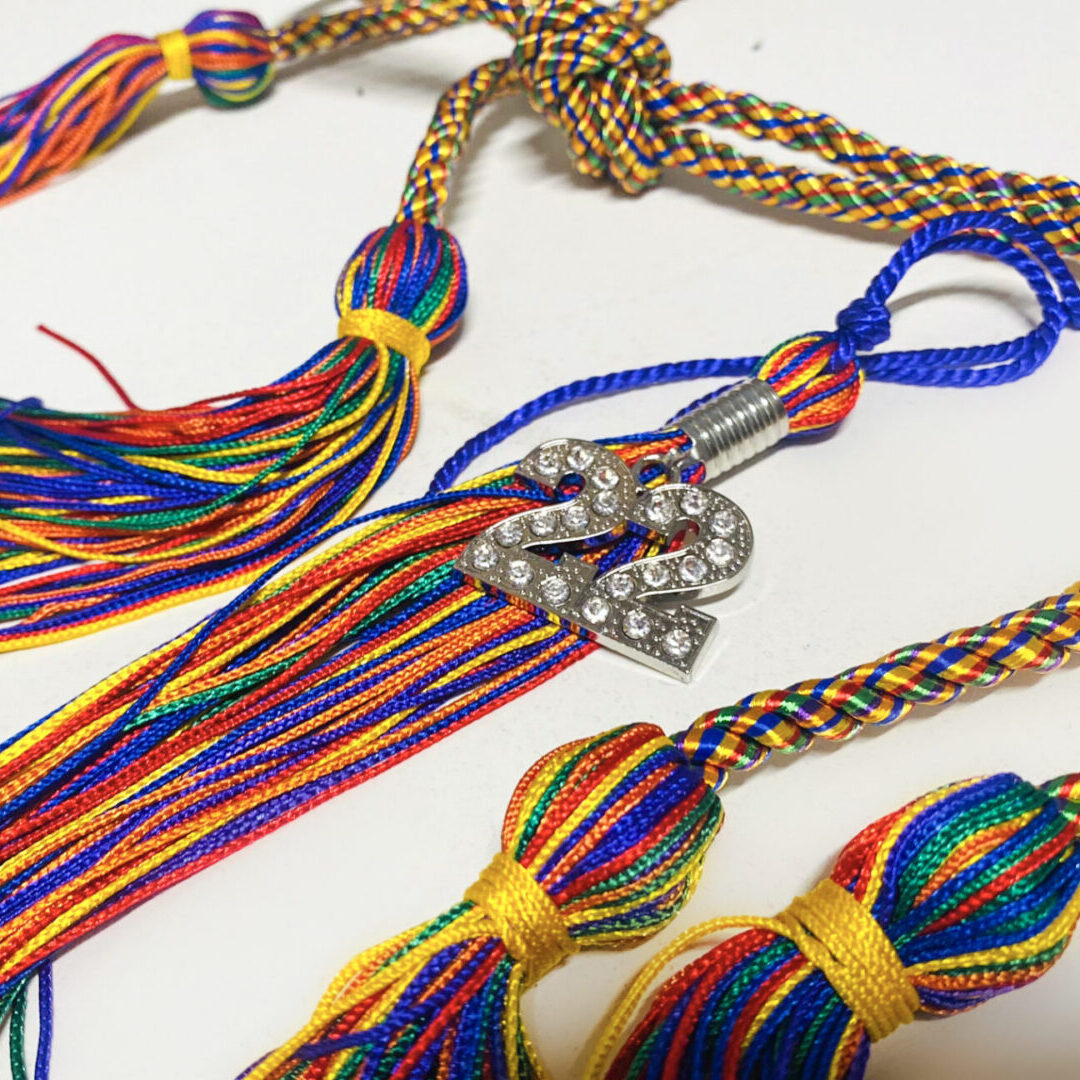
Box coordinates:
[337,308,432,371]
[156,30,193,81]
[464,851,577,983]
[776,879,920,1041]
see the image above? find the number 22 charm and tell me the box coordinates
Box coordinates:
[457,438,752,681]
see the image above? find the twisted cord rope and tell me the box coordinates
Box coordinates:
[677,582,1080,787]
[389,0,1080,256]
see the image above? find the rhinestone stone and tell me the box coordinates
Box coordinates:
[529,510,557,538]
[540,575,571,606]
[680,488,708,516]
[507,559,534,587]
[622,609,652,640]
[712,507,738,538]
[534,448,561,477]
[580,593,610,625]
[679,555,709,585]
[606,574,634,600]
[470,540,498,570]
[592,463,621,490]
[495,519,524,547]
[646,492,676,525]
[706,538,735,567]
[662,627,693,658]
[562,503,590,532]
[593,490,619,516]
[642,562,671,589]
[566,444,596,471]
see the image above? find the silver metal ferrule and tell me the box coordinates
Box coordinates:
[674,378,789,477]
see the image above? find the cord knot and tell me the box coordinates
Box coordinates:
[835,296,892,356]
[512,0,671,193]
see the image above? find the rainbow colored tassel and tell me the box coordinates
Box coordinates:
[244,724,721,1079]
[0,219,465,648]
[595,770,1080,1080]
[0,10,273,205]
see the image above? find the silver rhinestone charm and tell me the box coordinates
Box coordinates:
[642,562,671,589]
[706,538,735,567]
[566,445,595,471]
[593,490,619,516]
[529,511,557,538]
[646,492,676,526]
[534,448,561,477]
[562,503,590,532]
[712,507,738,538]
[662,627,693,658]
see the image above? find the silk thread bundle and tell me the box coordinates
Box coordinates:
[242,724,723,1080]
[242,583,1080,1079]
[0,219,465,649]
[5,0,1080,261]
[0,211,1077,1072]
[592,770,1080,1080]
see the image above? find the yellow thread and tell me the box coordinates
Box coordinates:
[156,30,193,81]
[337,308,432,371]
[464,851,577,982]
[776,879,919,1042]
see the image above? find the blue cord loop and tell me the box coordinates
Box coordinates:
[430,211,1079,488]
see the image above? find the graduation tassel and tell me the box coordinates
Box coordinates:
[592,770,1080,1080]
[0,217,466,648]
[0,211,1077,1074]
[0,1,495,205]
[245,724,723,1079]
[244,582,1080,1079]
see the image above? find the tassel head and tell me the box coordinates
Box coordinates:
[182,10,274,108]
[606,771,1080,1080]
[0,9,273,204]
[248,723,722,1079]
[336,220,468,349]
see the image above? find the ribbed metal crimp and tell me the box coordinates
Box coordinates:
[675,379,788,476]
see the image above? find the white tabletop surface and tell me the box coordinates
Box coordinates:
[2,1,1080,1076]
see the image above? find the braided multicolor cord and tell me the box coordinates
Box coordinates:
[596,771,1080,1080]
[678,581,1080,787]
[387,0,1080,257]
[3,0,1080,255]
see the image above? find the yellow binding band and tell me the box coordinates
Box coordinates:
[337,308,432,371]
[156,30,193,82]
[464,851,577,983]
[776,878,920,1041]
